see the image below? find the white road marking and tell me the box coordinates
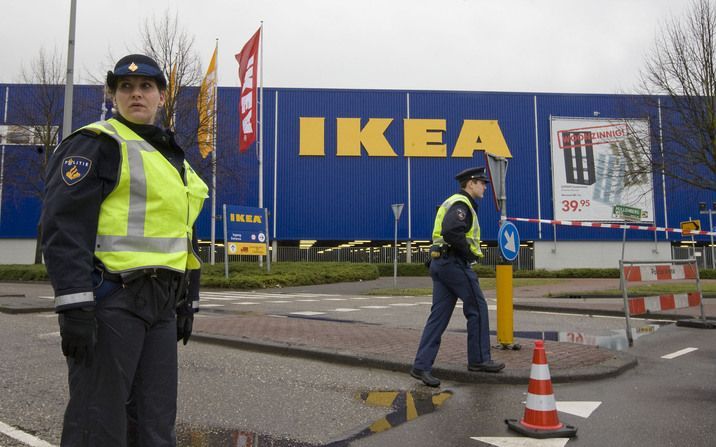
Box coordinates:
[296,299,319,302]
[199,304,223,308]
[0,420,57,447]
[37,296,54,300]
[235,302,259,305]
[333,308,360,312]
[289,311,326,316]
[556,401,601,418]
[294,293,340,297]
[266,300,290,304]
[661,347,698,359]
[38,332,60,338]
[388,303,419,307]
[471,437,570,447]
[360,305,389,309]
[322,298,347,301]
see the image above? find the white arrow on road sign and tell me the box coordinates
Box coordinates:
[471,437,570,447]
[555,401,601,418]
[504,229,516,253]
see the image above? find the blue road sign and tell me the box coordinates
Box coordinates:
[498,221,520,262]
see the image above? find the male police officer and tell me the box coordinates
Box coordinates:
[411,167,505,387]
[42,54,207,445]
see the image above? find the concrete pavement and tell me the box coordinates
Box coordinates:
[3,277,715,385]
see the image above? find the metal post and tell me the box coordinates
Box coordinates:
[62,0,77,137]
[265,208,271,273]
[391,203,404,288]
[710,209,715,270]
[620,260,634,347]
[694,259,705,322]
[393,217,398,288]
[272,90,279,262]
[621,226,627,263]
[0,86,8,227]
[223,204,229,279]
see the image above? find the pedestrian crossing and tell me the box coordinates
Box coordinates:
[198,290,497,317]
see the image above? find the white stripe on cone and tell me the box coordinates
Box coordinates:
[525,393,558,412]
[529,364,551,380]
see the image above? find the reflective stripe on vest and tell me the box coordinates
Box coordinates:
[431,194,483,258]
[77,119,208,273]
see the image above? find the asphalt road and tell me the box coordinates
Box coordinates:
[1,281,714,446]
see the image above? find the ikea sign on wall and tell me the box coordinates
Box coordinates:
[298,118,512,158]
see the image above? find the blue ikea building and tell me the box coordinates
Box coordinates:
[0,83,713,268]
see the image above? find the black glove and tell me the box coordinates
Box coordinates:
[58,308,97,366]
[176,304,194,345]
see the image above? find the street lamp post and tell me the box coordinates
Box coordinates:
[699,202,716,270]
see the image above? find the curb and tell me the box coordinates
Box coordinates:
[191,332,638,385]
[513,303,715,321]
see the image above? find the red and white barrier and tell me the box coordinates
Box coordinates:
[628,292,702,315]
[508,217,716,237]
[623,264,698,281]
[620,259,708,344]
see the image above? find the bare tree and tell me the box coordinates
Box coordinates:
[136,9,247,199]
[139,10,203,141]
[5,47,65,263]
[637,0,716,191]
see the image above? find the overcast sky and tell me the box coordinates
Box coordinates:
[0,0,693,93]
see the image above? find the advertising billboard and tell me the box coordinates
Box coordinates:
[550,117,654,222]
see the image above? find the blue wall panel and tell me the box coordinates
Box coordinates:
[1,83,714,244]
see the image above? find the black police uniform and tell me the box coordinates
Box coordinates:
[412,167,503,386]
[42,54,200,446]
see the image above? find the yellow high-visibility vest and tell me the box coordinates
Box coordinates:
[431,193,483,258]
[78,118,208,273]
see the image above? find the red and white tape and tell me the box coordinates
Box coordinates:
[507,217,716,237]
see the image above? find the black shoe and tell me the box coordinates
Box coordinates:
[468,360,505,373]
[410,368,440,387]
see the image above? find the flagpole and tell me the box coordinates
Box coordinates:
[258,21,265,267]
[0,86,9,228]
[259,22,264,210]
[210,39,218,265]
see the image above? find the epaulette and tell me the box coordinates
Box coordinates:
[78,128,102,137]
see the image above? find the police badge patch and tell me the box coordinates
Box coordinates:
[456,209,466,221]
[61,156,92,186]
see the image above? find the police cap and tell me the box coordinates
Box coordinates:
[455,166,490,183]
[106,54,167,91]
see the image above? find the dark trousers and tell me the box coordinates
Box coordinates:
[413,255,492,372]
[61,274,179,447]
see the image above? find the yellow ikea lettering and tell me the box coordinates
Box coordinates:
[337,118,396,156]
[404,119,446,157]
[299,117,511,158]
[230,213,262,223]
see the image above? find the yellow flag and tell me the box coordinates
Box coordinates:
[168,63,178,131]
[197,46,217,158]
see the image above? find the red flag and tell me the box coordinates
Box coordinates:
[235,28,261,152]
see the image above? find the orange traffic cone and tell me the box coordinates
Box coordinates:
[505,340,577,438]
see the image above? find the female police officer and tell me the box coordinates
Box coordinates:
[41,54,208,446]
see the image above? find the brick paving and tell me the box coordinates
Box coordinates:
[191,277,715,384]
[5,278,714,384]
